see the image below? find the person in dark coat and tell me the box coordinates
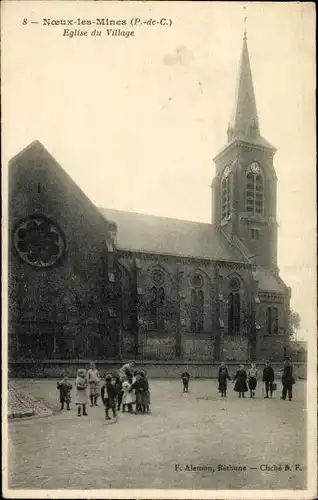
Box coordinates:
[57,374,72,411]
[281,358,295,401]
[218,362,231,397]
[131,370,149,414]
[101,374,117,420]
[181,372,190,393]
[113,372,123,411]
[262,360,275,398]
[233,365,248,398]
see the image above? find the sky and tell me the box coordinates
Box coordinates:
[2,1,316,340]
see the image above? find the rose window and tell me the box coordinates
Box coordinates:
[191,274,203,288]
[151,269,164,286]
[13,216,65,267]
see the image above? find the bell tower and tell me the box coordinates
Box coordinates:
[211,32,278,270]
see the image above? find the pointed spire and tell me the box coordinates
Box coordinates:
[227,33,260,143]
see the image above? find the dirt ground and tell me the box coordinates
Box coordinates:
[7,378,306,490]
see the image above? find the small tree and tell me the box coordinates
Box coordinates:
[288,308,301,341]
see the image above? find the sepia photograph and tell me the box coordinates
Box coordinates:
[1,1,316,499]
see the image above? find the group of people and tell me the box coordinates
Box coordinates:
[57,358,296,417]
[56,361,151,421]
[216,358,295,400]
[180,359,295,401]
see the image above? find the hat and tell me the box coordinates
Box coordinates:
[105,374,112,381]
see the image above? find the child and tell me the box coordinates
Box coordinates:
[113,372,123,411]
[131,370,149,414]
[87,362,100,407]
[247,362,258,398]
[181,371,190,393]
[262,360,275,399]
[75,369,89,416]
[101,374,117,421]
[140,370,151,413]
[57,374,72,411]
[218,363,231,397]
[121,376,133,413]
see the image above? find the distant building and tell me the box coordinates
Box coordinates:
[286,341,307,362]
[8,33,290,362]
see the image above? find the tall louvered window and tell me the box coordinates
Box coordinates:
[221,166,231,220]
[246,164,264,215]
[267,306,278,334]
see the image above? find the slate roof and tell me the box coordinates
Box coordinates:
[253,267,286,294]
[99,207,244,262]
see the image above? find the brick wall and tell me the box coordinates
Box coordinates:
[8,142,116,360]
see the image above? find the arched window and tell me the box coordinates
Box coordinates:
[191,289,204,333]
[245,164,264,215]
[150,287,157,325]
[221,167,231,220]
[190,290,198,333]
[267,306,278,334]
[158,287,165,329]
[228,292,240,334]
[198,290,204,331]
[150,286,165,330]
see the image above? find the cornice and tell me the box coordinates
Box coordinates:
[116,249,250,269]
[213,139,276,163]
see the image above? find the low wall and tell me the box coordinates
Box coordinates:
[8,359,307,380]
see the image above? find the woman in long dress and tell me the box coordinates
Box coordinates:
[233,365,248,398]
[247,362,258,398]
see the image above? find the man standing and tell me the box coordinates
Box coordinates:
[262,360,275,398]
[218,362,231,397]
[281,358,295,401]
[119,360,135,384]
[181,371,190,393]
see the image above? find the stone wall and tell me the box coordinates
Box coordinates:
[117,253,265,361]
[221,335,249,361]
[8,360,307,380]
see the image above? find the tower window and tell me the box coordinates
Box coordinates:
[245,165,264,215]
[221,167,231,220]
[191,289,204,333]
[250,228,260,240]
[267,306,278,334]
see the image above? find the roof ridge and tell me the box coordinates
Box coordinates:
[99,207,213,226]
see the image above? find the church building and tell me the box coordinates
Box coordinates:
[8,34,290,363]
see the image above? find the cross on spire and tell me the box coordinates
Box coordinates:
[243,6,248,39]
